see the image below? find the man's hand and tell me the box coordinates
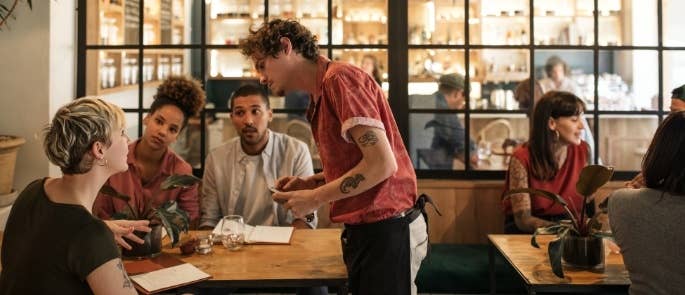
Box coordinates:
[104,219,151,250]
[275,174,324,191]
[272,190,321,219]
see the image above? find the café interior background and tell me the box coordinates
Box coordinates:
[2,0,685,191]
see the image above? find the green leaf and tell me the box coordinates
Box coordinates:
[155,200,190,247]
[160,174,201,190]
[576,165,614,197]
[0,4,9,12]
[548,228,569,278]
[503,188,567,206]
[27,0,32,10]
[99,185,131,202]
[532,224,571,248]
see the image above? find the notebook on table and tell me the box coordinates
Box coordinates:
[124,253,211,294]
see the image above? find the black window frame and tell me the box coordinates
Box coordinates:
[77,0,680,180]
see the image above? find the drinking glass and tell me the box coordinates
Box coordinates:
[221,215,245,251]
[477,140,492,160]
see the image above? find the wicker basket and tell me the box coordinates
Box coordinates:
[0,135,26,195]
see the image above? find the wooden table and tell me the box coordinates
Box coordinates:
[151,228,347,294]
[488,234,630,294]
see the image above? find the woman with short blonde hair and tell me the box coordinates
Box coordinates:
[0,97,140,295]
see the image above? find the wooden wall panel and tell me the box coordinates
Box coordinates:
[316,180,625,245]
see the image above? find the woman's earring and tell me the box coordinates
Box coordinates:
[554,130,560,141]
[97,158,108,168]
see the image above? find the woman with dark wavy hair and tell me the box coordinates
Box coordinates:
[93,75,205,227]
[608,111,685,295]
[502,91,589,233]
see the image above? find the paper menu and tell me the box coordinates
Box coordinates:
[212,223,294,244]
[130,263,210,294]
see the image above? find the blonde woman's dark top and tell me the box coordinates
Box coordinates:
[0,178,120,294]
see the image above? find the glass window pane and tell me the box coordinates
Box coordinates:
[663,0,685,46]
[87,0,139,45]
[663,51,685,112]
[598,50,658,111]
[599,0,656,46]
[269,0,329,45]
[86,49,141,109]
[469,49,529,110]
[533,0,594,45]
[333,0,387,45]
[207,0,264,45]
[408,0,466,45]
[207,49,257,80]
[142,49,200,108]
[471,0,529,45]
[410,113,465,171]
[333,49,389,95]
[470,114,529,171]
[124,112,141,141]
[599,115,658,170]
[408,49,466,108]
[141,0,198,45]
[534,50,595,110]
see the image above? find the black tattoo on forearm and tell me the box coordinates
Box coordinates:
[340,174,365,194]
[116,260,133,288]
[357,131,378,147]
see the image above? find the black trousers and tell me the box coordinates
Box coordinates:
[341,211,420,295]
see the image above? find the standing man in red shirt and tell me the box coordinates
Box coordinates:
[240,19,428,295]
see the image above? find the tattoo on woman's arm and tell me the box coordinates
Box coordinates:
[509,158,532,214]
[357,131,378,147]
[116,260,133,288]
[340,174,365,193]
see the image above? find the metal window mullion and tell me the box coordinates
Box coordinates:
[464,0,472,172]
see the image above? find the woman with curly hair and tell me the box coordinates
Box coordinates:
[93,75,206,227]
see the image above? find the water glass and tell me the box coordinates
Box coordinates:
[221,215,245,251]
[477,140,492,160]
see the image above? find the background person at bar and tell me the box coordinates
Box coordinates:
[424,73,477,169]
[93,75,205,227]
[0,97,137,294]
[239,19,427,295]
[608,111,685,295]
[502,91,590,233]
[360,54,383,86]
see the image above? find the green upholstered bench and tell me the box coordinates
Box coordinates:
[416,244,525,294]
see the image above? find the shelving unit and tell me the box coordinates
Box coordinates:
[86,0,186,96]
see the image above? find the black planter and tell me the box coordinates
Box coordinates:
[562,234,604,269]
[121,224,163,259]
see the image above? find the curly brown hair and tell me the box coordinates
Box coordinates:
[239,19,319,62]
[152,75,206,128]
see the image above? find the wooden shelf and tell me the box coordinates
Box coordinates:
[86,0,187,96]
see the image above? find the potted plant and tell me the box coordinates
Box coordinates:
[99,174,201,258]
[0,135,26,206]
[503,165,614,278]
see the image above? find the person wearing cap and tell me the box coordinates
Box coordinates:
[669,84,685,112]
[625,84,685,189]
[424,73,477,169]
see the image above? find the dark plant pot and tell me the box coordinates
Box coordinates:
[562,234,604,269]
[122,224,163,259]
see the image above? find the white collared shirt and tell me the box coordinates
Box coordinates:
[200,130,316,228]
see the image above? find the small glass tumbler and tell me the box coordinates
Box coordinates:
[194,233,214,255]
[221,215,245,251]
